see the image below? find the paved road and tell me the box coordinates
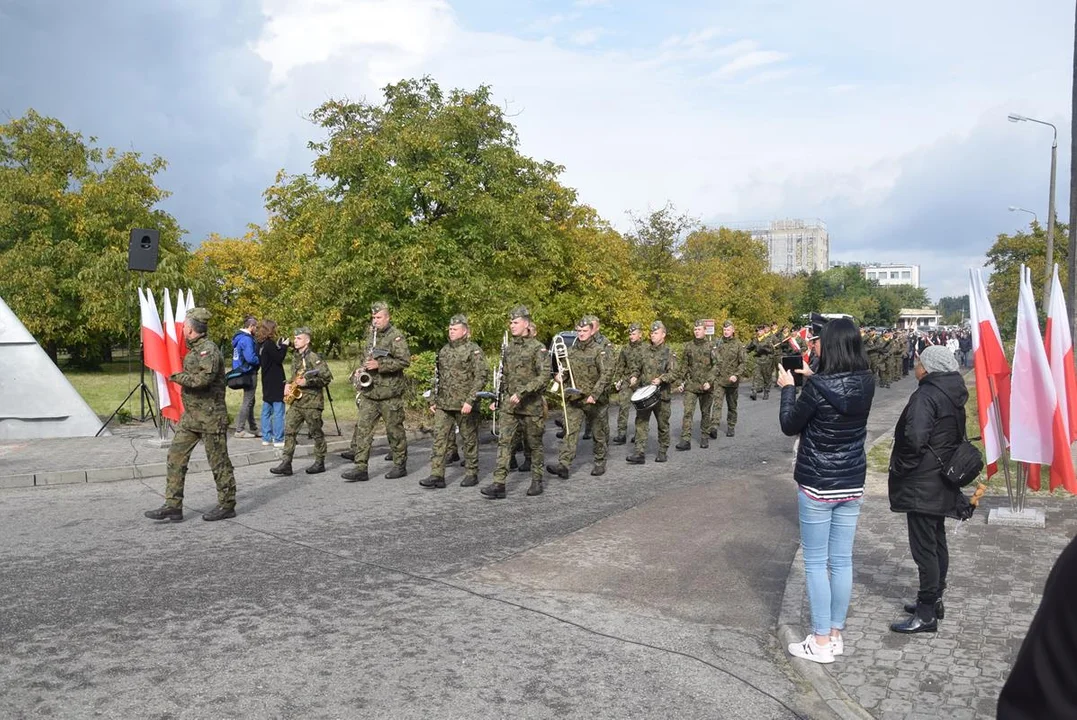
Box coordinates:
[0,379,914,719]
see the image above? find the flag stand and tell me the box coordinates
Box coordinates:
[96,278,158,436]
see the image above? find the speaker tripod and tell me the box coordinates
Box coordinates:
[96,346,158,436]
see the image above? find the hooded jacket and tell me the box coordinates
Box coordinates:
[779,371,876,493]
[232,330,260,374]
[888,370,968,516]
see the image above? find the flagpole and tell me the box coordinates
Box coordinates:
[988,374,1016,511]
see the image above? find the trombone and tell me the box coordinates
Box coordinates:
[549,334,581,437]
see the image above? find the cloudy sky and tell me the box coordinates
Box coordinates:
[1,0,1072,300]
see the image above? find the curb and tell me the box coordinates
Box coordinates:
[775,427,894,719]
[1,429,428,489]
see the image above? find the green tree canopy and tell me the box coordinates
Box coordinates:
[986,221,1070,337]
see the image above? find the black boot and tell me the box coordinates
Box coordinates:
[270,459,293,476]
[904,598,945,620]
[708,428,719,440]
[305,459,326,474]
[460,474,479,487]
[510,455,519,470]
[546,463,569,479]
[591,463,606,476]
[675,440,691,451]
[383,452,394,462]
[340,450,356,461]
[626,452,645,464]
[144,505,183,522]
[655,451,668,462]
[891,604,938,634]
[582,428,592,440]
[762,389,769,400]
[699,437,709,449]
[385,465,408,479]
[518,459,531,473]
[341,468,369,482]
[202,505,236,522]
[750,392,757,401]
[726,427,735,437]
[555,430,565,439]
[447,449,461,463]
[480,483,506,499]
[611,435,627,445]
[526,479,544,496]
[419,475,446,489]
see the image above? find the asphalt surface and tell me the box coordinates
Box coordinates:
[0,380,914,719]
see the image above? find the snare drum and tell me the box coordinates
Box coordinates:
[630,384,660,411]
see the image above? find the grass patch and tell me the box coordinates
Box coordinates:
[868,436,892,474]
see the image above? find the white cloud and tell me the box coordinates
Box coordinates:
[569,27,606,46]
[713,50,788,78]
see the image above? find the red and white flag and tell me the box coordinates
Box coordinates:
[968,269,1011,478]
[139,288,174,417]
[1044,265,1077,492]
[1009,266,1058,490]
[174,290,188,359]
[160,289,184,422]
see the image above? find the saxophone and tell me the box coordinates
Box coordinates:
[284,360,320,405]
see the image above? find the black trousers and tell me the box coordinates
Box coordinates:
[907,512,949,605]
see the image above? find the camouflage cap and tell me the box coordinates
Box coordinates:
[575,316,591,329]
[294,326,312,338]
[187,307,211,324]
[449,314,469,327]
[650,320,666,332]
[628,322,642,333]
[694,319,707,328]
[509,305,531,320]
[723,320,734,329]
[583,314,599,326]
[371,300,389,314]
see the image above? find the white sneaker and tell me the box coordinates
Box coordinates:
[262,440,271,446]
[788,634,835,664]
[830,634,844,656]
[273,442,285,448]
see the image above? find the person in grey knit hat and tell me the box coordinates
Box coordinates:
[886,340,968,635]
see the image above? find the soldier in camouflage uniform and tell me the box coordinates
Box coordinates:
[547,316,612,479]
[746,325,775,400]
[269,326,334,477]
[481,306,549,499]
[342,301,411,483]
[710,320,748,438]
[582,315,612,441]
[626,320,677,464]
[144,308,237,523]
[888,330,904,386]
[611,323,644,445]
[864,329,884,387]
[421,314,488,489]
[675,319,717,450]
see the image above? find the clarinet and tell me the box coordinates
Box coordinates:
[493,331,508,436]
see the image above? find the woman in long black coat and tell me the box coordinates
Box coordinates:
[887,345,966,633]
[257,320,289,446]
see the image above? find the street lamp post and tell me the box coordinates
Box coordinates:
[1009,113,1058,306]
[1008,205,1039,226]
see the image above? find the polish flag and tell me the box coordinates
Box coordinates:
[1009,266,1058,490]
[969,270,1011,478]
[174,290,188,359]
[160,290,184,422]
[796,327,811,362]
[1043,265,1077,492]
[139,288,174,417]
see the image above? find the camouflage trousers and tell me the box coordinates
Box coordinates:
[351,395,408,471]
[680,389,712,442]
[753,359,772,393]
[431,408,479,478]
[283,405,325,461]
[616,386,635,437]
[710,384,740,432]
[634,398,671,454]
[493,412,544,485]
[165,422,236,510]
[560,401,609,467]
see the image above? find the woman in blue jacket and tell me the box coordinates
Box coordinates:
[778,318,875,664]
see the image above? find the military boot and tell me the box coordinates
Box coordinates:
[340,450,356,461]
[626,453,645,464]
[144,505,183,523]
[509,455,519,470]
[546,463,570,479]
[270,458,293,476]
[699,437,709,449]
[385,465,408,479]
[708,428,719,440]
[447,449,461,463]
[305,459,325,475]
[341,468,369,482]
[518,458,531,473]
[726,427,735,437]
[590,463,606,476]
[675,440,691,451]
[202,505,236,522]
[582,427,592,440]
[655,451,668,463]
[611,434,627,445]
[555,429,566,439]
[419,475,446,489]
[480,483,506,499]
[460,474,479,487]
[762,389,770,400]
[383,452,394,462]
[526,478,544,496]
[750,391,757,401]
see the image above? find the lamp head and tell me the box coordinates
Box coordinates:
[1008,206,1018,211]
[1008,113,1027,123]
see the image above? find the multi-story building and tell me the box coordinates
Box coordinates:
[727,219,829,274]
[862,263,920,288]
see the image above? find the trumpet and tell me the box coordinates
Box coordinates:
[549,334,581,437]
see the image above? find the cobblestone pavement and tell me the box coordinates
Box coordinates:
[785,470,1077,719]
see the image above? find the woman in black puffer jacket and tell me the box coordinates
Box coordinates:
[778,318,875,664]
[887,345,967,634]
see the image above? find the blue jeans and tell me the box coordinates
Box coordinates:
[798,490,863,636]
[261,401,285,443]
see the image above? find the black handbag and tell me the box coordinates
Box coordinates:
[926,406,984,489]
[225,366,255,390]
